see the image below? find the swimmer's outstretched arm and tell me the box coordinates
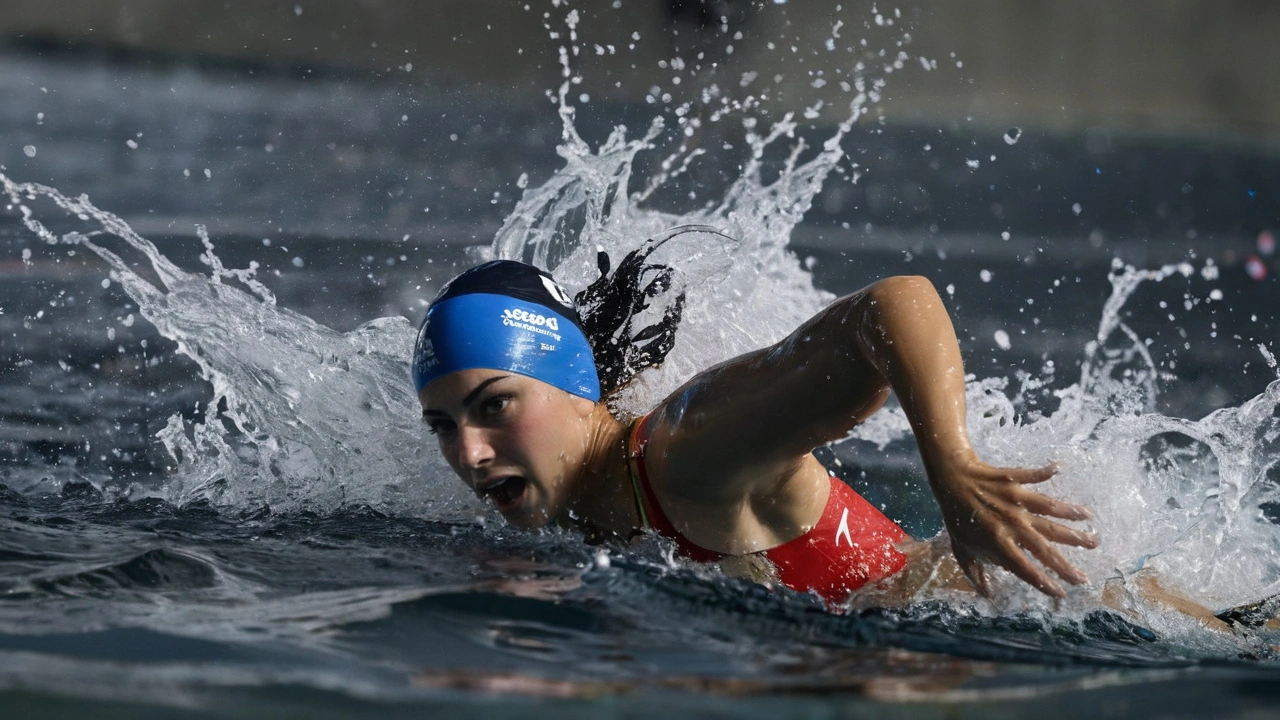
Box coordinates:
[835,276,1099,597]
[649,275,1098,597]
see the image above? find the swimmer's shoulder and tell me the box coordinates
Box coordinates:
[639,396,813,509]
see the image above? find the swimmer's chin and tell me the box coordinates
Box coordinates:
[492,490,560,530]
[473,476,564,529]
[499,504,558,530]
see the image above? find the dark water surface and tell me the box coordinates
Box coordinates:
[4,493,1280,719]
[3,37,1280,719]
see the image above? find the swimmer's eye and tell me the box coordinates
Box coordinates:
[479,394,512,417]
[423,417,455,436]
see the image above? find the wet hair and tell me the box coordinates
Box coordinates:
[416,225,721,402]
[575,225,729,398]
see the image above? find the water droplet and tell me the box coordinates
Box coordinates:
[1258,230,1275,256]
[1003,127,1021,145]
[1245,255,1266,281]
[1260,344,1278,369]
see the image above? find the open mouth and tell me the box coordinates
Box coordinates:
[478,476,528,513]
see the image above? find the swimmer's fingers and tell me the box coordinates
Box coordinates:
[1018,526,1090,588]
[991,535,1068,598]
[936,457,1095,598]
[957,539,1073,600]
[1030,515,1100,550]
[1008,461,1060,485]
[1005,463,1093,521]
[951,543,992,598]
[1016,489,1093,522]
[952,517,1092,599]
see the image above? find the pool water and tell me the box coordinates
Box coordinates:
[3,10,1280,718]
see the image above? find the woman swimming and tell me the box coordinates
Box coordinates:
[412,248,1100,605]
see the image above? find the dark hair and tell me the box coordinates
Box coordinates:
[574,225,730,398]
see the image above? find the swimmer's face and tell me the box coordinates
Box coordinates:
[419,369,598,528]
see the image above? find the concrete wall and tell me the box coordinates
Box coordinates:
[2,0,1277,138]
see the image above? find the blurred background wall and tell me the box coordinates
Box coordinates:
[2,0,1277,140]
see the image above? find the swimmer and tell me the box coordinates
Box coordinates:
[413,246,1098,606]
[411,251,1280,637]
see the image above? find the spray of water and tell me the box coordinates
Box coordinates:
[3,5,1279,621]
[1,175,469,517]
[947,260,1280,613]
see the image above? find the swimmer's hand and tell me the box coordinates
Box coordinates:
[929,454,1098,598]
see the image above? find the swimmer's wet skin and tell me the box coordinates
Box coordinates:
[414,260,1102,605]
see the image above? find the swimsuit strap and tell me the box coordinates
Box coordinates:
[626,415,652,530]
[626,413,724,562]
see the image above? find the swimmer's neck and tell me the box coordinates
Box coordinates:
[559,403,637,538]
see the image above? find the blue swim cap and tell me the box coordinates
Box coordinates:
[412,260,601,402]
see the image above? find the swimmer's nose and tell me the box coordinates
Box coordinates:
[455,426,495,474]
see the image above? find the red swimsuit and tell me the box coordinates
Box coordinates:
[628,415,909,604]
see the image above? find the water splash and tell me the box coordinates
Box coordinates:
[925,260,1280,613]
[2,175,470,518]
[486,65,879,413]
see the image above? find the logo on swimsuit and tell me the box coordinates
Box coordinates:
[835,507,853,548]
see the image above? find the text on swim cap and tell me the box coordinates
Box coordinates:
[501,307,563,342]
[502,308,559,331]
